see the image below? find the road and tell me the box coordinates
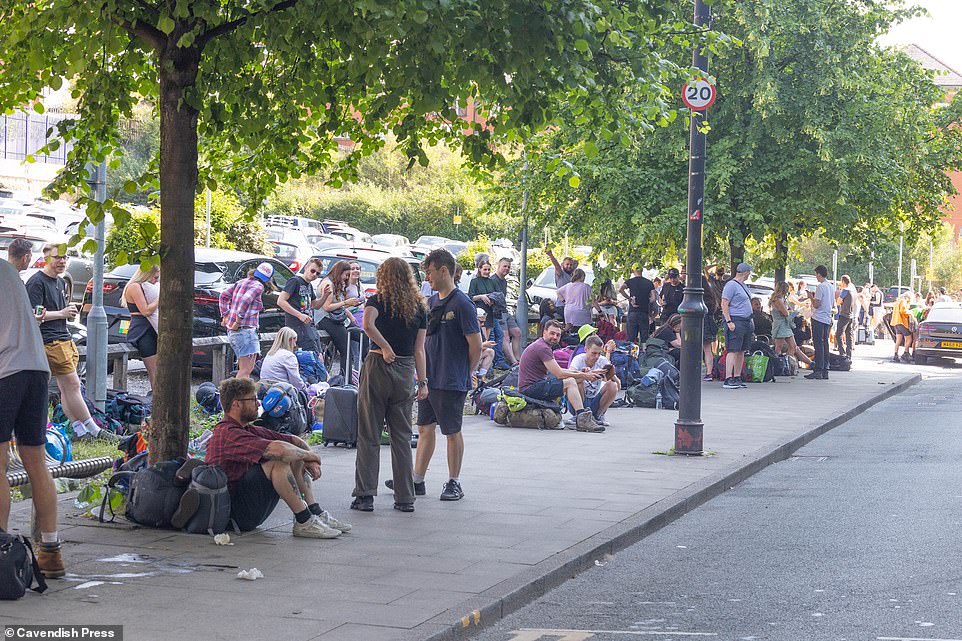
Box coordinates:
[472,370,962,641]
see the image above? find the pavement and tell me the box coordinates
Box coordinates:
[2,341,930,641]
[470,364,962,641]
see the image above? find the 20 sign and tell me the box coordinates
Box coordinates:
[682,78,716,111]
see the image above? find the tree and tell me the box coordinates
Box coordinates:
[0,0,698,461]
[487,0,962,282]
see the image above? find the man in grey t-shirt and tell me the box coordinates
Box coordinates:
[805,265,836,380]
[0,259,65,578]
[720,262,755,389]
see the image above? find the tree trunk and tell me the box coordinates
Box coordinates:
[151,42,201,464]
[729,233,745,276]
[774,230,788,285]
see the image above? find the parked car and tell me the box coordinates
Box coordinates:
[311,248,424,297]
[371,233,411,248]
[265,225,317,272]
[328,227,372,244]
[884,285,912,303]
[525,266,596,308]
[265,214,326,232]
[0,198,24,215]
[2,232,96,303]
[413,235,450,248]
[914,302,962,364]
[441,240,467,256]
[81,248,294,360]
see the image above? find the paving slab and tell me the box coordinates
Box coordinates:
[1,346,927,641]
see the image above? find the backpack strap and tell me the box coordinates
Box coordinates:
[21,537,48,594]
[99,471,135,523]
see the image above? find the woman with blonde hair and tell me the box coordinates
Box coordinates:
[352,257,427,513]
[121,265,160,390]
[259,326,307,391]
[770,281,813,368]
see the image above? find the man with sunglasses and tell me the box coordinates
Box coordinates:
[26,244,118,443]
[277,257,324,353]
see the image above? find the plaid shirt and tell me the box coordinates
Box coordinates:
[204,415,300,493]
[219,278,265,328]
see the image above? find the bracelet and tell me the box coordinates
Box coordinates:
[417,380,427,387]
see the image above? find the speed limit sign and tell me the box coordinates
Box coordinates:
[682,78,716,111]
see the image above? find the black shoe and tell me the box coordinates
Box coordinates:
[393,502,415,512]
[385,479,426,496]
[170,488,200,529]
[804,371,818,380]
[350,496,374,512]
[440,479,464,501]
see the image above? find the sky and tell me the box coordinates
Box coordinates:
[878,0,962,73]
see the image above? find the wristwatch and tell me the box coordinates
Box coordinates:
[417,379,428,388]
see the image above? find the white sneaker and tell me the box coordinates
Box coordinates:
[596,414,610,426]
[318,510,352,533]
[293,515,341,539]
[564,415,578,429]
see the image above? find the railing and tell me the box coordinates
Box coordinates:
[0,110,76,164]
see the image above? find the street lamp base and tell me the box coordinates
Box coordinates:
[674,419,704,456]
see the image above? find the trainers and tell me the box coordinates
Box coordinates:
[596,414,610,427]
[736,376,748,388]
[36,544,65,579]
[564,415,578,427]
[702,374,713,382]
[385,479,426,496]
[722,378,741,389]
[170,488,200,529]
[440,479,464,501]
[892,355,901,363]
[900,353,912,363]
[349,496,374,512]
[77,430,121,444]
[293,515,341,538]
[393,502,415,512]
[318,510,352,533]
[575,410,605,433]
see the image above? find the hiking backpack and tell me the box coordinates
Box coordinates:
[124,459,187,528]
[258,381,310,437]
[610,350,642,389]
[295,349,328,384]
[182,465,232,535]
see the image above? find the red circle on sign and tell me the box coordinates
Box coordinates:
[682,79,716,111]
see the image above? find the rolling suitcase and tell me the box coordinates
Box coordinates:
[322,386,359,447]
[856,326,867,345]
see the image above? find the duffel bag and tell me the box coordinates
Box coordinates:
[506,408,563,430]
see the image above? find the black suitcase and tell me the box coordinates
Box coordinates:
[322,386,359,447]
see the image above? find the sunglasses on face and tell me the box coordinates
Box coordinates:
[307,268,319,275]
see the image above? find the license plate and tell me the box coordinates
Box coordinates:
[940,340,962,349]
[119,320,129,335]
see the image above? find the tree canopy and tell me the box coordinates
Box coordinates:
[0,0,707,459]
[488,0,962,281]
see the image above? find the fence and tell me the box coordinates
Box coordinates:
[0,110,75,164]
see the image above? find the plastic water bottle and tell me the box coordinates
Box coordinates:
[655,390,663,410]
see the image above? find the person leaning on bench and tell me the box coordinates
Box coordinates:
[203,378,351,538]
[517,320,604,433]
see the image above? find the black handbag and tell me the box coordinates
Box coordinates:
[0,530,47,600]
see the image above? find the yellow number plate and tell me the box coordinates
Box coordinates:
[940,340,962,349]
[119,320,130,335]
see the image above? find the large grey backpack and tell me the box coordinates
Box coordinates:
[183,465,232,535]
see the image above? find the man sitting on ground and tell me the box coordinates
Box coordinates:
[204,378,351,538]
[568,335,620,427]
[518,320,604,433]
[751,297,773,338]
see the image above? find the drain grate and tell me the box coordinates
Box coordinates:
[789,455,831,462]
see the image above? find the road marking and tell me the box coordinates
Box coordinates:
[511,629,718,639]
[878,637,962,641]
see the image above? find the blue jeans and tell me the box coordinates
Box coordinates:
[813,319,830,372]
[491,319,509,367]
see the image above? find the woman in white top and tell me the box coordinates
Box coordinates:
[121,265,160,390]
[556,269,599,329]
[259,327,307,391]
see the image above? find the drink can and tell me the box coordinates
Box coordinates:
[35,305,45,316]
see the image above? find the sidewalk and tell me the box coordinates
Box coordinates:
[3,348,924,641]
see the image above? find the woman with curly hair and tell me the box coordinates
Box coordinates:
[351,257,428,513]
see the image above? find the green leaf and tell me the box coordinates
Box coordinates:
[574,39,589,53]
[569,175,581,188]
[413,10,428,24]
[157,14,175,35]
[583,141,599,158]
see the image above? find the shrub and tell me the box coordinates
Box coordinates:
[105,209,160,267]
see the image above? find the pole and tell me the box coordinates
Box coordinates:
[516,162,530,349]
[929,238,934,290]
[205,187,212,247]
[84,161,108,411]
[832,249,838,282]
[868,251,874,285]
[674,0,710,456]
[898,235,903,291]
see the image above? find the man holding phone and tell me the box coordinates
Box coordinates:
[26,244,118,442]
[805,265,835,380]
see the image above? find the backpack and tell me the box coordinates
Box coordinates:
[650,358,681,388]
[195,382,222,414]
[773,354,798,377]
[658,376,680,410]
[610,350,642,389]
[52,393,125,436]
[257,381,310,437]
[105,390,151,426]
[829,353,852,371]
[295,349,328,384]
[0,531,47,600]
[182,465,232,535]
[626,381,659,408]
[125,459,187,528]
[553,346,574,369]
[472,387,501,415]
[641,337,674,369]
[506,407,563,430]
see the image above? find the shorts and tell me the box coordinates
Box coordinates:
[44,339,79,377]
[228,328,260,359]
[128,316,158,358]
[585,393,603,417]
[894,325,913,337]
[724,316,754,352]
[230,464,280,531]
[0,370,50,446]
[416,388,468,435]
[703,315,719,343]
[521,375,564,402]
[505,315,519,332]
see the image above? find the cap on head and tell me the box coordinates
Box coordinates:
[667,268,680,278]
[253,262,274,283]
[577,324,598,342]
[736,262,752,274]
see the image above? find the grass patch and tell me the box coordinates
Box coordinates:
[653,448,716,456]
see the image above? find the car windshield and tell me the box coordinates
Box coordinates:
[925,307,962,323]
[270,241,298,261]
[534,267,594,287]
[0,236,45,252]
[314,255,379,281]
[415,236,447,246]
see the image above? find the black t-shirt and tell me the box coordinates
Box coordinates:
[660,281,685,317]
[26,270,70,344]
[364,294,427,356]
[625,276,655,314]
[282,275,316,328]
[654,325,677,344]
[425,290,481,392]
